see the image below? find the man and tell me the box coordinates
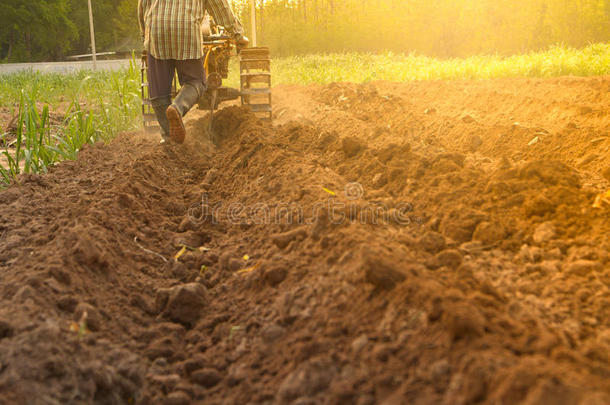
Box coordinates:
[138,0,247,144]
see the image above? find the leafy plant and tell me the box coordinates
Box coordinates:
[0,57,141,187]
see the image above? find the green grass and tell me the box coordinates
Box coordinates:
[0,59,141,186]
[228,42,610,86]
[0,68,138,108]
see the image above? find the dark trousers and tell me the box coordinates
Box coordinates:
[146,54,206,99]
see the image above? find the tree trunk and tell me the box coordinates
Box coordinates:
[7,32,13,61]
[259,0,263,43]
[25,29,32,60]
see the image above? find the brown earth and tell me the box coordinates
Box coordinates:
[0,77,609,405]
[0,107,18,146]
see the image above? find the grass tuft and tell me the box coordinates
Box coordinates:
[0,58,141,186]
[227,43,610,86]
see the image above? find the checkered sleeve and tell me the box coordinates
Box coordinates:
[206,0,244,36]
[138,0,147,40]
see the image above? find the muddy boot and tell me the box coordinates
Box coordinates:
[151,96,171,144]
[166,83,201,144]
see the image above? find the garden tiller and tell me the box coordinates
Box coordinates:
[141,17,272,135]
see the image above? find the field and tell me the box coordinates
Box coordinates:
[247,43,610,84]
[2,44,609,186]
[0,46,609,404]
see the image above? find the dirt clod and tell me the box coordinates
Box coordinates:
[164,391,191,405]
[0,319,13,339]
[419,231,446,253]
[1,79,610,404]
[533,222,556,244]
[191,368,222,388]
[444,303,485,341]
[461,114,476,123]
[473,221,507,245]
[261,324,286,344]
[264,265,288,286]
[272,227,309,249]
[351,334,368,352]
[363,254,407,290]
[157,283,208,326]
[276,359,336,404]
[435,249,463,270]
[341,136,365,158]
[565,260,603,277]
[524,196,556,217]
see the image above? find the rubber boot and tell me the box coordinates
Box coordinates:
[151,96,171,143]
[166,83,201,144]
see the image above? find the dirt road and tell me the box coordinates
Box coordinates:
[0,77,609,404]
[0,59,131,74]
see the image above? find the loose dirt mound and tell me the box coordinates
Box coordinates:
[0,77,609,404]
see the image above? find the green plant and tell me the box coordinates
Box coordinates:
[0,57,142,187]
[225,42,610,86]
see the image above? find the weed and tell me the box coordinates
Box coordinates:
[0,57,141,186]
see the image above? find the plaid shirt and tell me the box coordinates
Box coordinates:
[138,0,244,60]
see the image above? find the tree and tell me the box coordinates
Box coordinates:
[0,0,20,61]
[0,0,77,62]
[1,0,608,62]
[114,0,142,51]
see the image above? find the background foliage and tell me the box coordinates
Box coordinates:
[0,0,139,62]
[233,0,610,57]
[0,0,608,62]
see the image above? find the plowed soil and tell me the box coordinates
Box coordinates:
[1,77,609,405]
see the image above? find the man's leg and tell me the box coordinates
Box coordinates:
[165,58,206,144]
[147,54,175,142]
